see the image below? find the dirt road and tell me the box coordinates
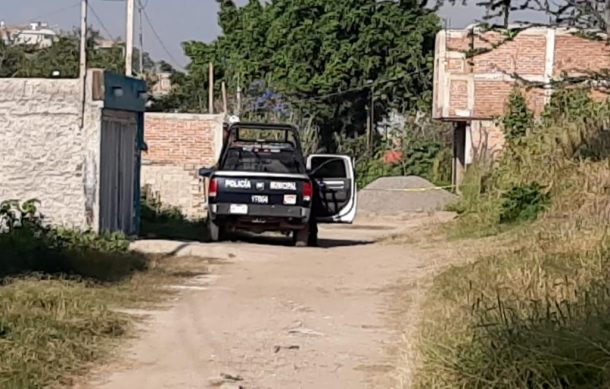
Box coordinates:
[89,213,455,389]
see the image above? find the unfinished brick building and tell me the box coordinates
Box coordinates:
[433,26,610,186]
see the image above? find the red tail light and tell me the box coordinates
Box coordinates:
[208,178,218,198]
[303,181,313,202]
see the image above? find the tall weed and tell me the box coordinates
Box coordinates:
[415,89,610,388]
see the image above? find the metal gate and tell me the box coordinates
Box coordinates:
[99,110,138,235]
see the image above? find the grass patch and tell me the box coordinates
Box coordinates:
[0,198,213,387]
[0,255,212,388]
[413,90,610,388]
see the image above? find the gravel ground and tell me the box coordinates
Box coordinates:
[357,176,458,215]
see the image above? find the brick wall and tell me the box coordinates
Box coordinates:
[470,120,505,161]
[554,34,610,76]
[435,27,610,177]
[142,113,224,219]
[434,28,610,122]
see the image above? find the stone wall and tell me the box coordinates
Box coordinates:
[0,78,89,227]
[141,113,224,219]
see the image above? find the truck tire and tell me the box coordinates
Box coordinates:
[207,217,225,242]
[292,225,310,247]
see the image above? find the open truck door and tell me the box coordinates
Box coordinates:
[307,154,357,224]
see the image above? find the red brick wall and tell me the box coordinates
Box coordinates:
[472,35,546,75]
[144,113,221,167]
[471,120,505,161]
[554,35,610,77]
[437,29,610,122]
[473,80,513,117]
[141,113,224,219]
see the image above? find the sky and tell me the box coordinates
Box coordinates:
[1,0,541,69]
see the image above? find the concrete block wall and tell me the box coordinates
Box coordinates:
[0,78,89,227]
[0,71,146,233]
[141,113,224,219]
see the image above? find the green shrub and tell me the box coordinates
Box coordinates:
[0,199,146,282]
[502,89,534,143]
[499,182,549,224]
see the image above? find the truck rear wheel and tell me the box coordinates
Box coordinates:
[292,226,310,247]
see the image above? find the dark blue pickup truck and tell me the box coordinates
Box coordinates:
[199,123,357,246]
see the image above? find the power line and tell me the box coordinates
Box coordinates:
[27,2,81,23]
[291,69,429,102]
[88,3,116,40]
[141,6,181,66]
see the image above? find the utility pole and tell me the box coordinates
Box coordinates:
[236,74,242,116]
[221,82,228,114]
[138,1,144,76]
[606,0,610,37]
[368,84,375,152]
[125,0,135,76]
[79,0,88,128]
[208,62,214,114]
[79,0,88,81]
[366,104,371,154]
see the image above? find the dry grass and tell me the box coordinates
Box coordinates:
[412,91,610,388]
[0,255,212,389]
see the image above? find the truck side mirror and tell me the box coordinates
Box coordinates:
[198,167,213,177]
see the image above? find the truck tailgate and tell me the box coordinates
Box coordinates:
[212,172,310,207]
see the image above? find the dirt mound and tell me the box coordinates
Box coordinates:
[357,176,458,215]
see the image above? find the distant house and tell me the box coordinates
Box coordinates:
[432,25,610,187]
[150,72,173,98]
[95,38,118,49]
[1,22,57,48]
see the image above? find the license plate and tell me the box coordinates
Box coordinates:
[284,194,297,205]
[251,195,269,204]
[270,181,297,190]
[229,204,248,214]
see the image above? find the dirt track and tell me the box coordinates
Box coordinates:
[88,213,456,389]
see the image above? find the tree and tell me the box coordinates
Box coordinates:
[163,0,440,148]
[0,28,157,78]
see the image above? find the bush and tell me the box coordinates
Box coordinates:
[334,115,453,189]
[0,199,147,282]
[502,89,534,143]
[499,182,549,224]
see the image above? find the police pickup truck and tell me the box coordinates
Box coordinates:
[198,123,357,246]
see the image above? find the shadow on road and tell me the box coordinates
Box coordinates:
[232,232,375,248]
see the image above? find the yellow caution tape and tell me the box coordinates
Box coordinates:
[361,185,456,193]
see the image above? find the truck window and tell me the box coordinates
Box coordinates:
[221,147,306,174]
[310,157,347,178]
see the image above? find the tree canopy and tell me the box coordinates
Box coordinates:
[0,29,156,78]
[157,0,440,146]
